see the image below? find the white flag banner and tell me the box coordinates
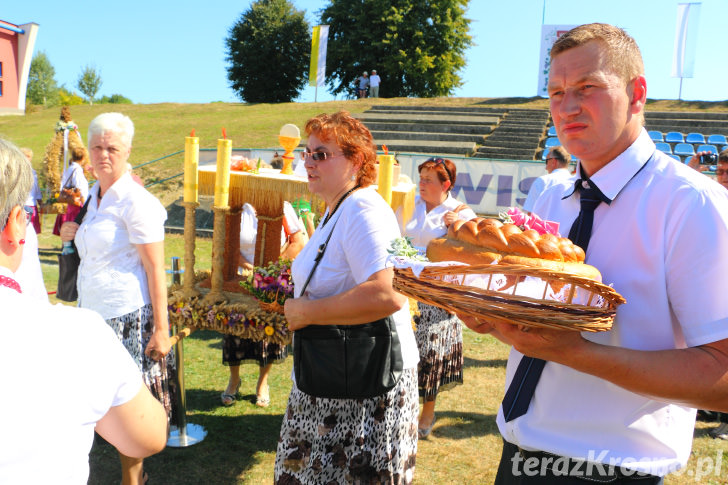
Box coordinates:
[536,25,577,97]
[309,25,329,87]
[672,2,701,78]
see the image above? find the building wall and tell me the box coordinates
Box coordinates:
[0,30,19,109]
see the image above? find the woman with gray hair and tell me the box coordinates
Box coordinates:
[60,113,174,485]
[0,137,168,483]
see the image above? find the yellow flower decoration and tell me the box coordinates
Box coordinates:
[176,301,185,309]
[264,325,275,336]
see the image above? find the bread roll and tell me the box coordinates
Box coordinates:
[426,217,601,281]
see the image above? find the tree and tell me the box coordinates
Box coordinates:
[225,0,311,103]
[58,87,84,106]
[320,0,473,98]
[77,65,102,104]
[26,51,59,106]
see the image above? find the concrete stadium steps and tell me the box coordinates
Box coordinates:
[371,139,476,157]
[369,130,486,144]
[359,105,551,158]
[357,112,499,126]
[474,108,550,160]
[645,111,728,137]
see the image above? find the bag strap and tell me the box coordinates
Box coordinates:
[299,215,340,295]
[74,196,91,224]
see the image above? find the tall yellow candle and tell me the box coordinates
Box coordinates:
[377,153,395,205]
[214,137,232,208]
[183,135,199,203]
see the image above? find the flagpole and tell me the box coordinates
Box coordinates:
[315,85,318,103]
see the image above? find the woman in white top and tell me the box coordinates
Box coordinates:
[0,137,167,484]
[274,112,419,484]
[404,157,475,439]
[60,113,172,485]
[220,201,304,407]
[52,146,89,236]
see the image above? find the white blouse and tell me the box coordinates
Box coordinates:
[61,162,89,201]
[239,202,303,264]
[404,193,476,249]
[291,187,418,370]
[75,173,167,320]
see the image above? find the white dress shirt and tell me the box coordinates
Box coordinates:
[14,225,48,302]
[499,129,728,476]
[75,173,167,320]
[0,266,142,484]
[521,167,573,213]
[404,193,476,249]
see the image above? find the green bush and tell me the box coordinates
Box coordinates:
[98,94,133,104]
[58,87,84,105]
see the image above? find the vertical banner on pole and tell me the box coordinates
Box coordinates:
[672,2,701,78]
[309,25,330,87]
[536,25,577,97]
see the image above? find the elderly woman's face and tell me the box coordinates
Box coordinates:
[89,131,131,187]
[303,132,357,205]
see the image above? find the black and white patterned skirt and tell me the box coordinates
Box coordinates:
[414,303,464,402]
[274,368,419,484]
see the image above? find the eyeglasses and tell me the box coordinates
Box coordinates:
[300,151,343,162]
[425,157,453,182]
[546,157,560,162]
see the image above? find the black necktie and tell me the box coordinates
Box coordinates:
[501,179,606,422]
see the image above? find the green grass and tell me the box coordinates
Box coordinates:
[24,96,728,484]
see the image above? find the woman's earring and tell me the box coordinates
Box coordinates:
[351,175,356,181]
[19,239,25,245]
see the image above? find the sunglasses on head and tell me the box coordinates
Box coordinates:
[426,157,452,182]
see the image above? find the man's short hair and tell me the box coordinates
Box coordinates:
[719,148,728,165]
[548,146,571,166]
[551,23,644,86]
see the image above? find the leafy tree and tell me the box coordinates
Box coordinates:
[320,0,472,98]
[225,0,310,103]
[77,65,102,104]
[98,94,133,104]
[26,51,59,106]
[58,87,84,105]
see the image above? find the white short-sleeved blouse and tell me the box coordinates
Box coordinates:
[239,202,303,264]
[75,173,167,320]
[291,187,418,369]
[404,193,476,249]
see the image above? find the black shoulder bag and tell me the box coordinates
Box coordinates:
[293,216,403,399]
[56,197,91,302]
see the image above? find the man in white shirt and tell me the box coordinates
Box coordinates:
[369,70,381,98]
[522,145,572,213]
[463,23,728,484]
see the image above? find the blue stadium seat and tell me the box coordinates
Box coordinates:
[667,154,682,163]
[707,134,728,145]
[674,143,696,157]
[547,125,557,137]
[648,130,664,142]
[686,132,706,144]
[544,137,560,148]
[665,131,684,143]
[696,144,718,154]
[722,145,728,153]
[655,142,672,154]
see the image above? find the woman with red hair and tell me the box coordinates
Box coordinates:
[274,112,419,484]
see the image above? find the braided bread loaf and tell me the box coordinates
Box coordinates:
[426,218,601,280]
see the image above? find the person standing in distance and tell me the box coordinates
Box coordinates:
[369,69,381,98]
[463,23,728,483]
[522,145,572,214]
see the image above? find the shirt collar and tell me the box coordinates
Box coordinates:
[563,129,654,201]
[95,172,135,204]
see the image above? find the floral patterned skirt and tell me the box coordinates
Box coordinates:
[222,335,289,367]
[274,368,419,485]
[414,303,464,402]
[105,304,177,421]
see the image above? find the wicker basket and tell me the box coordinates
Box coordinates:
[393,263,626,332]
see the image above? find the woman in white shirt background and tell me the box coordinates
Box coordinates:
[60,112,173,485]
[404,157,475,438]
[220,201,304,407]
[53,145,89,236]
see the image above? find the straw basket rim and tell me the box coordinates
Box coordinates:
[393,262,626,332]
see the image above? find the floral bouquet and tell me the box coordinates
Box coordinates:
[240,258,294,314]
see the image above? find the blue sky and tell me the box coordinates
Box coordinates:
[4,1,726,104]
